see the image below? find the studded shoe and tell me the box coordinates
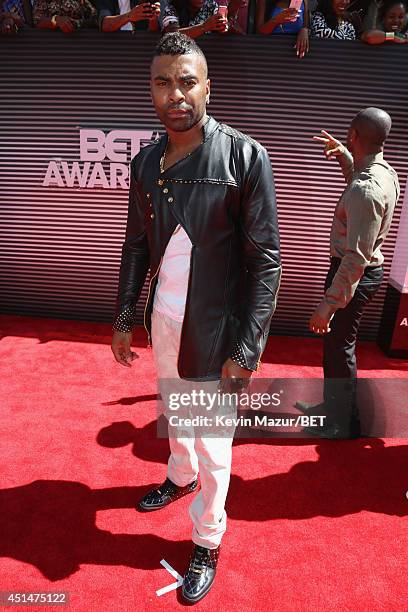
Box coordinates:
[137,477,198,512]
[181,544,220,604]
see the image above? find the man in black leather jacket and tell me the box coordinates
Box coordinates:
[111,32,281,604]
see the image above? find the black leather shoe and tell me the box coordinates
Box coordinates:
[137,477,198,512]
[295,401,327,416]
[182,544,220,604]
[303,421,360,439]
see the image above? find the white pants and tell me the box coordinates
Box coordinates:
[151,309,235,549]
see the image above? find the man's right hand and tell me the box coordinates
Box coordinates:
[111,330,138,368]
[313,129,346,160]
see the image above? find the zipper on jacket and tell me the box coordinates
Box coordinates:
[143,256,163,347]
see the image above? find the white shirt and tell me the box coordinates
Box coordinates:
[153,225,193,322]
[118,0,133,30]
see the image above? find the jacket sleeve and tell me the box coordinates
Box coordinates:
[231,145,282,371]
[337,147,354,184]
[112,155,150,332]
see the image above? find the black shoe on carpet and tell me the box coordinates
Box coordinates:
[182,544,220,604]
[137,477,198,511]
[303,422,360,439]
[295,401,327,416]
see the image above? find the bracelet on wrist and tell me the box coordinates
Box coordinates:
[385,31,395,40]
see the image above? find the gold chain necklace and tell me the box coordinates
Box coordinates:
[160,136,204,174]
[159,141,168,174]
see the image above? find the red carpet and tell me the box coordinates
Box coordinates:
[0,314,407,612]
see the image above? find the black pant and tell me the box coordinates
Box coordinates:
[322,258,383,429]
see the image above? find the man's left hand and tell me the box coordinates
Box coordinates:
[309,301,335,335]
[220,357,252,393]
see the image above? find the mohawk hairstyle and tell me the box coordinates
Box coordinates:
[152,32,208,76]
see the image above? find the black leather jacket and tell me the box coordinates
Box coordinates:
[113,115,281,380]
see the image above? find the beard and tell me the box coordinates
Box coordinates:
[157,105,205,132]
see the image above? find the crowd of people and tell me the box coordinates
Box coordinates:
[1,0,407,55]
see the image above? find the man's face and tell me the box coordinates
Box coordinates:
[332,0,350,17]
[384,3,406,31]
[150,53,210,133]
